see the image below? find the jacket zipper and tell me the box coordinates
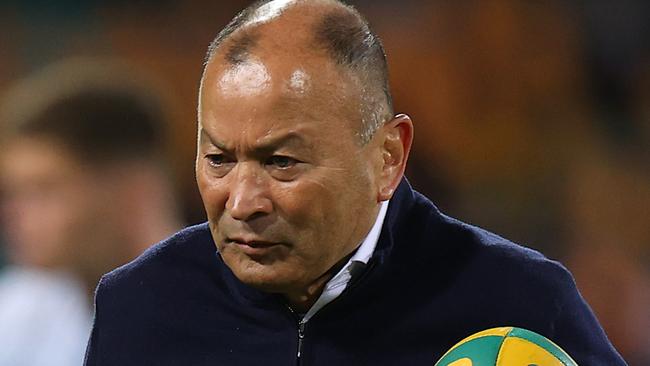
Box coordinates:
[286,259,378,365]
[285,305,306,365]
[297,320,306,363]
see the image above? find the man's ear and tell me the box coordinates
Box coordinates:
[376,114,413,201]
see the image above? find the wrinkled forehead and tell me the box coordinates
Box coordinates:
[197,55,363,150]
[200,48,359,120]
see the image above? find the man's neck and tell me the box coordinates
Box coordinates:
[284,251,355,313]
[284,274,331,313]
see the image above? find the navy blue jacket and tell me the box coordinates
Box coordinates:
[84,179,626,365]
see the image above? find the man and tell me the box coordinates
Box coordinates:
[84,1,626,365]
[0,58,182,366]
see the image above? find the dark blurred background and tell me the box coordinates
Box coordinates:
[0,0,647,364]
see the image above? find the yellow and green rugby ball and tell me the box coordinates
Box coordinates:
[435,327,578,366]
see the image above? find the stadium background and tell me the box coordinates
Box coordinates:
[0,0,647,364]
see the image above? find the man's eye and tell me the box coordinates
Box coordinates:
[204,154,235,178]
[206,154,227,167]
[266,156,298,169]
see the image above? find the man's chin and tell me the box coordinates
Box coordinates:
[231,263,304,294]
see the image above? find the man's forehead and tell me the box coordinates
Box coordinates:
[198,0,367,138]
[199,52,359,145]
[202,50,353,105]
[200,0,364,102]
[214,57,272,99]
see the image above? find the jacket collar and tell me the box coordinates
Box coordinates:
[371,177,417,266]
[215,176,422,305]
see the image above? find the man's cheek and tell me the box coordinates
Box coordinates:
[201,188,227,216]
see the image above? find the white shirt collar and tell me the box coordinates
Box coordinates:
[348,199,389,265]
[301,200,389,323]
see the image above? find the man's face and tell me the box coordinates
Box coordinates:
[0,138,102,269]
[197,51,383,294]
[0,137,125,273]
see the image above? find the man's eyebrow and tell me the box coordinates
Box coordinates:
[199,128,230,151]
[199,127,308,152]
[256,132,309,152]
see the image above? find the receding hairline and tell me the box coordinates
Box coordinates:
[200,0,394,144]
[204,0,351,66]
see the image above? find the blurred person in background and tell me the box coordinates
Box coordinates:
[0,58,183,366]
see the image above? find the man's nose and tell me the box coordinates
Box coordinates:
[226,163,273,221]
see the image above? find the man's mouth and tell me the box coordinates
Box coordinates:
[225,236,283,255]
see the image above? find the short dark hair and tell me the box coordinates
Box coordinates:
[203,0,394,144]
[204,0,266,67]
[1,59,167,164]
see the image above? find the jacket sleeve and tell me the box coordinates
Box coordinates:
[550,264,628,366]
